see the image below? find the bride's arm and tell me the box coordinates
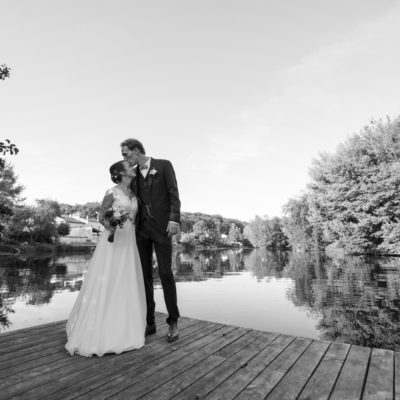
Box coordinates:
[98,192,114,230]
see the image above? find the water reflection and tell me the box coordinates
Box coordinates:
[1,249,400,350]
[0,254,91,330]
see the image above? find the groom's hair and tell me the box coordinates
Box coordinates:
[109,161,126,184]
[120,138,146,154]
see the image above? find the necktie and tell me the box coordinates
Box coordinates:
[139,164,148,170]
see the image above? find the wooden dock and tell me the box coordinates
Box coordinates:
[0,312,398,399]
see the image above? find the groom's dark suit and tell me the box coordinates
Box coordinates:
[134,158,180,326]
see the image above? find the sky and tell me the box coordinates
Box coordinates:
[1,0,400,221]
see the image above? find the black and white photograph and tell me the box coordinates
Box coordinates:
[1,0,400,398]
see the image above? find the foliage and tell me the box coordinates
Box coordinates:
[282,194,324,252]
[8,202,58,243]
[243,216,267,247]
[57,222,70,236]
[243,215,289,250]
[30,201,59,243]
[60,201,101,219]
[0,140,19,169]
[0,66,18,169]
[0,163,24,238]
[0,64,10,80]
[307,117,400,254]
[178,212,246,248]
[228,223,242,244]
[181,212,244,235]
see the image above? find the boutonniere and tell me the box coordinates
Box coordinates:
[149,168,157,176]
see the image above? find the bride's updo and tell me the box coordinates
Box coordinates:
[109,161,126,183]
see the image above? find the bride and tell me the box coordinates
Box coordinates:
[65,160,146,357]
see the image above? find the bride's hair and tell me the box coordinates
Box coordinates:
[109,161,126,183]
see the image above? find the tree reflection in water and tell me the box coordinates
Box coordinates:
[285,252,400,350]
[1,249,400,349]
[0,256,85,332]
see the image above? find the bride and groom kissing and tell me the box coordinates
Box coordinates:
[65,138,181,357]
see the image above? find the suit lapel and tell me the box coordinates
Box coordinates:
[146,158,155,191]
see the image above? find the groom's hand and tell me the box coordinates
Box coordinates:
[167,221,180,237]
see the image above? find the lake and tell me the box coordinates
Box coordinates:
[1,248,400,350]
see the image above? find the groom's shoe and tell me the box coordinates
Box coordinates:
[145,323,156,335]
[167,322,179,342]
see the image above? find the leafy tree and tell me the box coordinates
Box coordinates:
[0,163,24,238]
[0,140,19,169]
[82,202,101,219]
[282,195,324,252]
[0,64,10,80]
[228,223,241,243]
[243,216,267,247]
[0,66,18,169]
[57,222,70,236]
[36,199,62,217]
[7,205,35,242]
[31,200,59,242]
[192,219,221,244]
[264,216,289,250]
[308,117,400,254]
[244,215,289,249]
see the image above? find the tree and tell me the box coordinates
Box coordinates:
[7,205,35,242]
[0,65,19,169]
[243,216,267,247]
[82,202,101,219]
[36,199,62,217]
[0,64,10,80]
[282,195,324,252]
[57,222,70,236]
[0,163,24,238]
[31,200,59,242]
[0,140,19,170]
[308,116,400,254]
[228,223,241,244]
[264,216,289,250]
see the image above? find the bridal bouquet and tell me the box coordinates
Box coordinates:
[104,207,130,243]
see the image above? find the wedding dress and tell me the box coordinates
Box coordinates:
[65,187,146,357]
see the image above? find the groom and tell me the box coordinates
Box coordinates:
[121,139,181,342]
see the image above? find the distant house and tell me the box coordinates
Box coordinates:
[56,213,104,244]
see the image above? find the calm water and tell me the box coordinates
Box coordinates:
[1,248,400,350]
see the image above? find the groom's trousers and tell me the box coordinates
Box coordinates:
[136,221,180,326]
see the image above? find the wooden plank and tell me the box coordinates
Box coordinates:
[266,340,330,400]
[0,320,65,342]
[0,312,166,376]
[394,352,400,400]
[37,319,217,400]
[95,326,248,400]
[0,323,66,349]
[0,328,66,357]
[0,324,65,349]
[140,330,275,400]
[363,348,393,400]
[235,337,312,400]
[298,342,350,400]
[2,316,203,399]
[0,332,66,366]
[174,334,295,400]
[0,348,67,380]
[0,312,397,400]
[188,332,286,400]
[330,345,371,400]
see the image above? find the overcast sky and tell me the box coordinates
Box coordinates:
[1,0,400,221]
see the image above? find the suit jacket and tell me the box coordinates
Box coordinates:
[134,158,181,235]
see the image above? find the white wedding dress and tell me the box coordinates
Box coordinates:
[65,187,146,357]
